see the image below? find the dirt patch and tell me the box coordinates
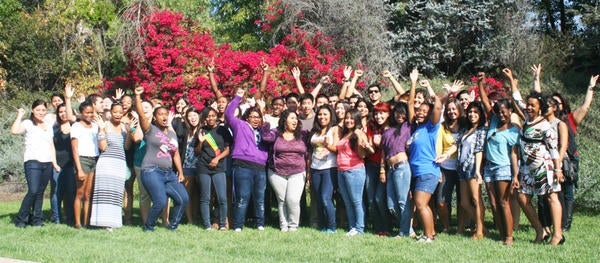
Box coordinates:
[0,182,26,201]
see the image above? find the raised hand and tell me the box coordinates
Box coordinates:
[320,76,331,84]
[477,72,486,84]
[113,88,124,101]
[17,108,25,117]
[589,75,599,90]
[531,64,542,77]
[197,130,205,142]
[235,87,245,97]
[343,66,352,81]
[409,68,419,83]
[354,69,364,77]
[168,111,175,127]
[502,68,514,80]
[94,115,106,130]
[419,79,431,89]
[381,70,392,78]
[65,82,75,99]
[291,67,301,80]
[256,98,266,111]
[130,115,139,129]
[207,57,215,72]
[260,58,269,71]
[134,85,144,96]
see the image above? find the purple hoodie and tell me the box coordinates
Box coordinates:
[225,95,268,166]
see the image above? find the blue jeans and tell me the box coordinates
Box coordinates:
[232,166,266,229]
[52,163,76,224]
[386,162,414,236]
[197,172,228,229]
[141,167,189,230]
[365,161,391,233]
[15,160,53,226]
[311,168,336,230]
[338,166,366,233]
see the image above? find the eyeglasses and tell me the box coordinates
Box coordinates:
[368,90,380,94]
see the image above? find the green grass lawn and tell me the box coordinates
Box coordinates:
[0,200,596,262]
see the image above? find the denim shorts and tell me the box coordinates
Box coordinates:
[79,156,98,174]
[413,173,439,194]
[483,164,512,183]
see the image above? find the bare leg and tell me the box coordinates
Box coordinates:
[469,179,484,239]
[517,192,544,242]
[414,191,435,238]
[496,181,514,244]
[82,172,94,227]
[485,182,501,235]
[548,193,564,246]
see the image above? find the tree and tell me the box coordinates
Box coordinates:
[210,0,268,51]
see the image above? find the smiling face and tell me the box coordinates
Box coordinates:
[271,98,284,117]
[458,93,471,110]
[328,95,339,108]
[31,104,47,123]
[445,102,459,121]
[110,104,124,123]
[286,97,299,113]
[121,96,133,113]
[51,96,63,110]
[526,97,541,120]
[467,106,480,125]
[300,98,314,116]
[81,105,95,124]
[414,92,425,110]
[176,98,188,115]
[496,104,512,124]
[344,112,356,130]
[415,103,430,124]
[317,108,332,128]
[246,110,262,129]
[356,101,369,118]
[335,103,346,121]
[367,86,381,103]
[142,101,153,119]
[186,111,200,128]
[285,112,298,132]
[205,109,218,127]
[57,105,68,122]
[374,111,389,126]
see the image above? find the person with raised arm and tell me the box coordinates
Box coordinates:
[513,92,564,246]
[406,69,442,243]
[478,72,520,245]
[11,100,60,228]
[381,69,417,238]
[550,74,598,232]
[134,85,189,231]
[381,70,407,105]
[225,87,269,232]
[90,102,133,230]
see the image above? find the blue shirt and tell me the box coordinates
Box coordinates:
[485,115,519,166]
[408,121,440,177]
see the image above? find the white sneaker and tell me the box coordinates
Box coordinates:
[234,228,242,232]
[416,235,433,243]
[257,226,265,231]
[281,228,288,232]
[345,228,360,237]
[288,227,298,232]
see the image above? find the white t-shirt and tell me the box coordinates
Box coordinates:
[310,128,337,170]
[70,122,100,157]
[22,119,54,163]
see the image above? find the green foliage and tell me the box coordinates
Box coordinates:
[210,0,267,51]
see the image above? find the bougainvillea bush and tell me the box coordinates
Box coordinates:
[103,8,349,109]
[467,75,508,100]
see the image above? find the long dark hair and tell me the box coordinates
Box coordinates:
[277,110,302,140]
[55,103,68,125]
[311,104,337,134]
[342,110,362,152]
[465,101,487,130]
[185,107,202,132]
[551,92,570,120]
[391,101,409,136]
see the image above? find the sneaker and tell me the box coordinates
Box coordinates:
[234,228,242,232]
[345,228,361,237]
[281,228,288,232]
[105,227,113,232]
[257,226,265,231]
[205,227,213,231]
[288,227,298,232]
[325,229,336,234]
[219,227,227,231]
[416,235,433,243]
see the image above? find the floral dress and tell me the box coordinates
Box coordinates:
[518,118,560,196]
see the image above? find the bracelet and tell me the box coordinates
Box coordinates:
[554,169,562,172]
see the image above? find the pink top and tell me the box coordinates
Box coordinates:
[336,137,364,171]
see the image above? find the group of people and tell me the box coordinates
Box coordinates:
[11,61,597,245]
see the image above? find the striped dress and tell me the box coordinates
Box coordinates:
[91,126,127,228]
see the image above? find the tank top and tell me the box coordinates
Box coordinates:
[336,137,364,171]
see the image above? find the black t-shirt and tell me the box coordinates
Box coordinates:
[53,123,73,167]
[196,125,232,174]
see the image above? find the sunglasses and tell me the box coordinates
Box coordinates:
[368,90,380,94]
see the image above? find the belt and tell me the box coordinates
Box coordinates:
[389,159,408,170]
